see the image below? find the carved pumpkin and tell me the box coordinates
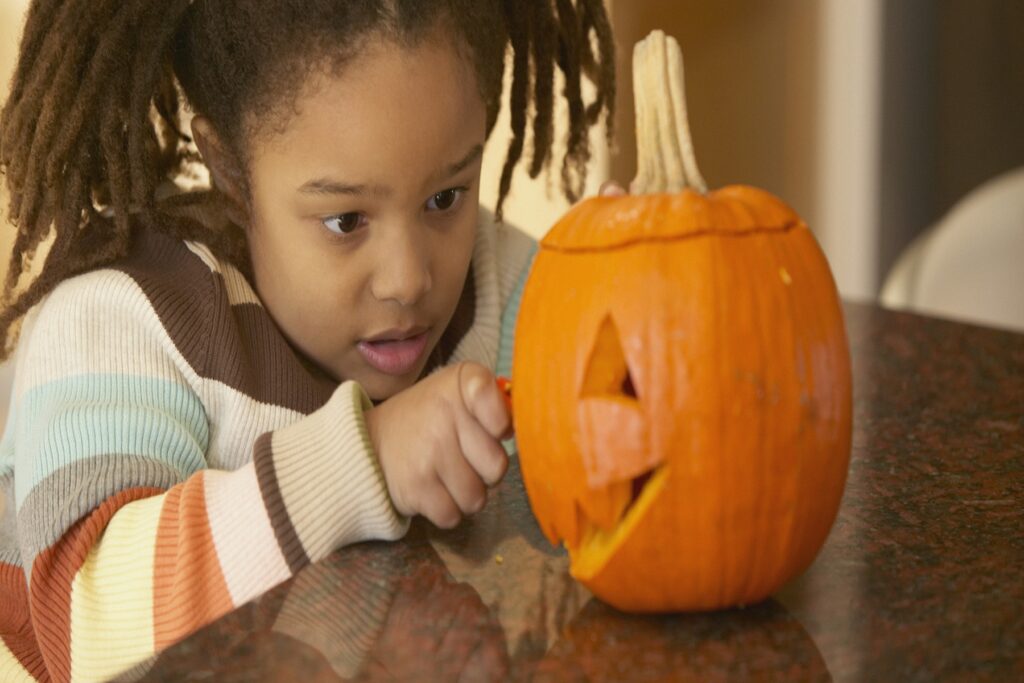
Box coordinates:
[512,31,852,613]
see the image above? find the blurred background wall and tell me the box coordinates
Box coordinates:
[0,0,29,281]
[2,0,1022,320]
[611,0,1024,308]
[610,0,820,243]
[878,0,1024,302]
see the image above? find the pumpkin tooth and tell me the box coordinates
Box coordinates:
[570,466,671,581]
[625,467,656,518]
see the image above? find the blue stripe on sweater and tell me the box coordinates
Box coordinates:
[496,244,537,380]
[497,244,536,456]
[14,375,208,507]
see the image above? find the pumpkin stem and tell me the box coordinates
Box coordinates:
[632,31,708,195]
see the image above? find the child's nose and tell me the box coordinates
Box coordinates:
[370,228,432,307]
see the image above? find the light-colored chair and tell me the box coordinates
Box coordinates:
[881,167,1024,333]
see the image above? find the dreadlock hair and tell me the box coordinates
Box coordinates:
[0,0,616,361]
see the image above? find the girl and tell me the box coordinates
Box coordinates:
[0,0,615,680]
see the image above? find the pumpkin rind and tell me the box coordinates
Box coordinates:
[512,192,852,612]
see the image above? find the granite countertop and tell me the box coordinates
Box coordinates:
[139,303,1024,682]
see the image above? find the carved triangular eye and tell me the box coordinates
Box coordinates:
[580,315,640,402]
[621,373,637,399]
[575,314,652,494]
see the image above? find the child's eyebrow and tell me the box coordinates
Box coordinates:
[297,178,385,197]
[438,144,484,181]
[296,144,484,198]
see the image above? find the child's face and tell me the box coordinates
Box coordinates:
[242,37,486,401]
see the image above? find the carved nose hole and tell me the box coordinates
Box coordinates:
[580,315,640,402]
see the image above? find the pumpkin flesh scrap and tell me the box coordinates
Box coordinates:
[576,313,656,491]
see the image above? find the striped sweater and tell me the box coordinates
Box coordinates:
[0,201,536,682]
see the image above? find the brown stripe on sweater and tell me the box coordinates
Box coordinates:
[208,302,336,415]
[113,229,215,379]
[113,229,335,415]
[252,433,310,574]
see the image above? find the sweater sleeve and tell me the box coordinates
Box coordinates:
[7,271,407,683]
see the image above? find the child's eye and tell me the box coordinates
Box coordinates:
[322,212,366,236]
[426,187,467,212]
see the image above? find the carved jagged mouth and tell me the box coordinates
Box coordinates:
[570,465,670,581]
[626,467,656,518]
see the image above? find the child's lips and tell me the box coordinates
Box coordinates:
[357,330,430,376]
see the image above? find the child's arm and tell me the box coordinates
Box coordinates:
[7,271,406,682]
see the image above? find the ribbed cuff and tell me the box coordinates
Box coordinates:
[260,381,409,565]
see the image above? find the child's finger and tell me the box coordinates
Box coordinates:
[438,446,488,514]
[457,363,511,439]
[456,410,509,487]
[418,475,463,529]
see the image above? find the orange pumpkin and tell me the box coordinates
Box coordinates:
[512,31,852,613]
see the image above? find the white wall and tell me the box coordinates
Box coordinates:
[815,0,884,301]
[0,1,27,85]
[479,59,610,239]
[0,0,31,290]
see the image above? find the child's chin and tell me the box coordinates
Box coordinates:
[360,371,419,403]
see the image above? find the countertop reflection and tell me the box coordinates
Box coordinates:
[140,303,1024,682]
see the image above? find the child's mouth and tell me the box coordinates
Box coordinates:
[357,330,430,376]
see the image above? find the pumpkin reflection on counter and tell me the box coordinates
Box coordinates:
[530,598,831,681]
[511,31,852,613]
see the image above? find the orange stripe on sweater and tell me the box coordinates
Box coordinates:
[0,562,30,641]
[153,474,234,650]
[1,562,45,680]
[28,487,162,683]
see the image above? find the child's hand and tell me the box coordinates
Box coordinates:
[366,362,512,529]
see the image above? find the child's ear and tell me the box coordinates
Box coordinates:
[191,116,248,224]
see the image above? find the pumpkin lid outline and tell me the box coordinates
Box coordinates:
[541,186,804,253]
